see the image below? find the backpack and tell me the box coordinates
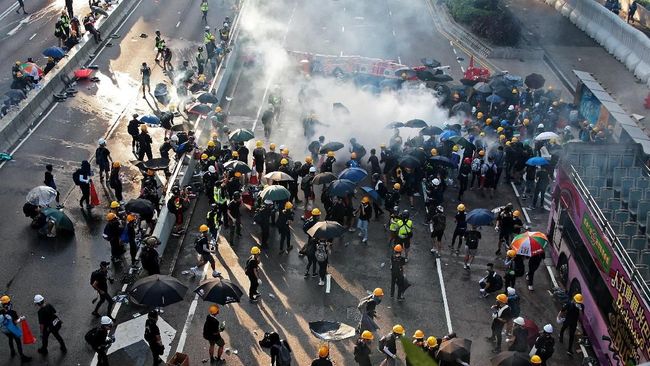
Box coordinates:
[273,341,291,366]
[471,158,482,172]
[300,175,313,190]
[466,231,480,249]
[245,256,257,276]
[90,270,101,286]
[72,169,82,185]
[85,327,102,349]
[315,243,328,262]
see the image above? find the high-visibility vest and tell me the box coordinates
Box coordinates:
[397,219,413,239]
[389,217,399,232]
[213,186,226,204]
[203,32,214,44]
[201,2,209,12]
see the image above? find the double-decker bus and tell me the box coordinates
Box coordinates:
[547,142,650,365]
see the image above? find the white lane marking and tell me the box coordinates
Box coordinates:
[340,51,343,57]
[389,10,392,16]
[436,257,453,334]
[341,25,344,33]
[7,15,30,36]
[546,265,559,288]
[397,56,401,64]
[176,265,207,352]
[0,3,19,23]
[452,48,457,55]
[29,32,36,40]
[176,21,181,28]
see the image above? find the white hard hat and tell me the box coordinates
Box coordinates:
[508,105,514,111]
[33,294,44,303]
[279,145,286,151]
[543,324,553,333]
[98,138,106,146]
[472,106,477,113]
[208,166,216,173]
[101,316,113,326]
[537,124,544,129]
[507,287,516,295]
[205,26,210,30]
[170,134,179,142]
[436,205,444,213]
[432,178,440,186]
[513,317,525,326]
[264,199,273,205]
[309,166,317,173]
[565,126,572,131]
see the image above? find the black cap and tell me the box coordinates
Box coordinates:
[100,261,110,267]
[148,310,158,318]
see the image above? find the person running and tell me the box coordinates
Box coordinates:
[109,161,123,202]
[16,0,28,14]
[277,202,294,254]
[44,164,62,208]
[430,205,446,257]
[463,225,481,270]
[203,305,225,363]
[34,294,67,355]
[74,160,92,209]
[558,293,584,356]
[354,331,373,366]
[379,325,405,366]
[245,246,261,303]
[390,245,407,301]
[0,297,32,362]
[451,204,467,254]
[192,225,220,277]
[357,288,383,334]
[85,316,113,366]
[140,62,151,98]
[145,310,164,365]
[355,196,372,243]
[90,261,115,317]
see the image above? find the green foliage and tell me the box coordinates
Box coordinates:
[400,337,438,366]
[445,0,521,46]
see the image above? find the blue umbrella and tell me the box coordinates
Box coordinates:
[338,167,368,183]
[328,179,356,197]
[42,46,65,58]
[526,157,549,166]
[140,115,160,125]
[486,94,503,103]
[439,130,459,141]
[500,120,510,127]
[360,186,379,200]
[466,208,495,226]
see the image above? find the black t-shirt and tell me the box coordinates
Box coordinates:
[227,200,241,219]
[562,301,583,323]
[455,212,467,229]
[390,255,405,276]
[311,358,333,366]
[144,318,160,343]
[245,256,259,278]
[91,270,109,292]
[38,304,57,326]
[465,230,481,249]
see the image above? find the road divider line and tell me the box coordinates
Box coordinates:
[29,33,36,40]
[176,265,208,353]
[176,21,181,28]
[435,257,453,334]
[0,3,19,23]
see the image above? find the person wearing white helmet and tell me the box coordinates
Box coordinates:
[532,324,555,365]
[86,316,114,365]
[34,294,67,355]
[300,166,317,212]
[95,138,113,183]
[508,316,528,352]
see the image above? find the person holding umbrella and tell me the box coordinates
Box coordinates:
[145,310,164,365]
[245,246,262,302]
[203,304,226,363]
[354,331,374,366]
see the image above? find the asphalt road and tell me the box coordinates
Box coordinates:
[0,0,235,364]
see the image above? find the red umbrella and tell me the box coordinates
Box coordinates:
[74,68,94,79]
[523,318,539,346]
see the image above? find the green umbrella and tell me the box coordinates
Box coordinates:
[42,208,74,233]
[228,128,255,142]
[260,185,291,201]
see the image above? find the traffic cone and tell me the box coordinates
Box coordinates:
[21,320,35,345]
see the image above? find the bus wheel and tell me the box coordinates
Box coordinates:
[558,255,569,286]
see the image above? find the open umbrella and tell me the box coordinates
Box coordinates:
[421,58,441,68]
[194,278,243,305]
[486,94,503,103]
[524,73,545,89]
[429,156,455,168]
[511,231,548,256]
[449,136,473,149]
[415,70,436,82]
[451,102,472,115]
[385,121,405,129]
[394,68,416,78]
[312,172,338,185]
[140,115,160,125]
[224,160,252,174]
[328,179,356,197]
[473,82,492,93]
[42,47,65,59]
[438,337,471,363]
[186,102,212,116]
[26,186,58,206]
[308,321,356,341]
[129,275,187,307]
[405,119,428,128]
[490,351,530,366]
[522,318,540,346]
[20,63,43,78]
[466,208,496,226]
[134,158,171,171]
[74,68,93,79]
[338,167,367,183]
[42,208,74,233]
[439,130,459,141]
[398,155,420,169]
[319,142,344,154]
[260,185,290,201]
[196,92,219,104]
[229,128,255,142]
[432,74,453,82]
[264,171,294,182]
[307,221,346,239]
[125,199,156,218]
[360,186,379,200]
[534,131,560,141]
[420,126,443,135]
[526,157,549,166]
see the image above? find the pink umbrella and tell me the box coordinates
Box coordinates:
[74,68,94,79]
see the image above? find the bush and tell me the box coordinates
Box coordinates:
[445,0,520,46]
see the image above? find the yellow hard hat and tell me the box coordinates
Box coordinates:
[207,141,215,148]
[318,345,329,358]
[511,137,519,143]
[430,148,438,156]
[251,246,261,255]
[393,183,401,190]
[0,295,10,304]
[373,288,384,296]
[232,151,239,157]
[201,153,209,160]
[327,151,334,157]
[499,134,506,141]
[530,355,542,364]
[305,156,313,163]
[507,249,516,258]
[480,132,486,137]
[513,210,521,217]
[110,201,120,209]
[215,106,222,113]
[106,212,117,221]
[284,201,293,210]
[549,138,557,144]
[234,171,242,177]
[478,150,485,156]
[413,330,425,339]
[477,112,484,119]
[523,118,530,125]
[485,118,492,125]
[199,224,209,232]
[452,145,459,152]
[351,152,357,159]
[457,203,465,211]
[112,161,121,168]
[573,293,583,304]
[140,124,148,132]
[282,148,289,155]
[256,140,263,147]
[269,143,276,150]
[361,196,370,203]
[392,324,405,335]
[361,330,374,340]
[426,336,438,347]
[496,294,508,303]
[393,244,403,253]
[512,88,518,94]
[311,208,321,216]
[497,127,504,133]
[127,214,136,222]
[380,143,386,148]
[280,158,288,165]
[209,304,219,315]
[505,141,512,146]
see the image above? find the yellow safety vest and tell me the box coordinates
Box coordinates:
[200,2,208,12]
[397,219,413,239]
[389,217,399,232]
[213,186,226,204]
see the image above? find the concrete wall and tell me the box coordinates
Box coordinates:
[0,0,139,151]
[545,0,650,87]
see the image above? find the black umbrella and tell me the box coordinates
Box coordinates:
[228,128,255,142]
[451,102,472,115]
[429,156,455,168]
[421,58,441,68]
[224,160,252,174]
[420,126,443,135]
[125,199,156,218]
[415,70,436,82]
[489,78,512,98]
[438,337,472,363]
[431,74,453,82]
[309,321,356,341]
[490,351,530,366]
[405,119,428,128]
[319,142,344,154]
[186,102,212,116]
[129,275,188,307]
[307,221,346,239]
[194,278,244,305]
[449,136,473,149]
[328,179,356,197]
[473,82,492,93]
[312,172,338,185]
[385,121,405,129]
[196,92,219,104]
[409,148,428,162]
[134,158,171,171]
[524,73,545,89]
[398,155,420,169]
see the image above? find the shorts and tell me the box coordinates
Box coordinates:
[431,230,444,241]
[207,335,225,347]
[201,253,215,264]
[255,164,264,174]
[98,161,110,172]
[465,245,477,256]
[397,237,411,249]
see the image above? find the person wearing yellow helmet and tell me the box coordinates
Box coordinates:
[559,293,585,355]
[123,213,139,266]
[463,224,481,269]
[109,159,124,202]
[451,204,467,254]
[530,355,542,364]
[485,117,492,125]
[137,122,154,161]
[246,246,262,302]
[390,242,407,301]
[356,287,383,335]
[425,336,439,359]
[277,201,295,255]
[356,196,372,243]
[0,292,32,361]
[430,148,438,156]
[252,140,266,182]
[379,325,405,362]
[203,304,226,362]
[488,292,513,353]
[354,331,374,364]
[311,345,332,365]
[103,211,125,261]
[264,143,281,172]
[405,330,427,365]
[302,208,322,277]
[191,224,220,278]
[477,111,484,120]
[321,150,336,173]
[504,249,518,288]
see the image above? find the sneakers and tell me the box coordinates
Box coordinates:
[304,272,309,278]
[312,273,319,278]
[318,280,325,286]
[287,245,293,252]
[397,297,405,302]
[212,270,221,278]
[528,285,534,291]
[362,238,368,243]
[348,228,356,232]
[37,348,48,355]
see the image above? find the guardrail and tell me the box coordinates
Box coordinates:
[151,0,247,257]
[543,0,650,86]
